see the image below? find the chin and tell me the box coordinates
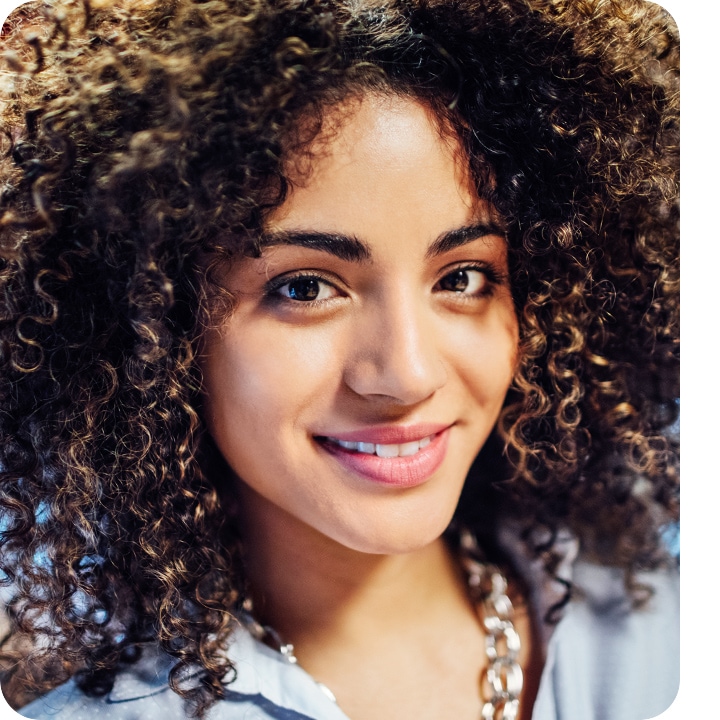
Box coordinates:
[329,505,457,556]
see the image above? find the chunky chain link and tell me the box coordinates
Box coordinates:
[460,529,523,720]
[242,527,523,719]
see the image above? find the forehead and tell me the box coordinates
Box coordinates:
[269,92,484,233]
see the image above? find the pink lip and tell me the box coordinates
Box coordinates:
[321,423,451,445]
[316,425,452,488]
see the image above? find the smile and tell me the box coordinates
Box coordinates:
[325,436,434,458]
[315,425,452,488]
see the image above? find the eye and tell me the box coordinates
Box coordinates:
[435,267,489,296]
[270,274,339,303]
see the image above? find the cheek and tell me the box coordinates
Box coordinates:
[202,320,345,435]
[450,313,519,402]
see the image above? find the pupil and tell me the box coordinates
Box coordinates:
[288,278,319,301]
[443,270,468,292]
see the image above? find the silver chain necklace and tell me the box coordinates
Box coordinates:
[240,528,523,720]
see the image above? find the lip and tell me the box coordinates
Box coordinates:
[315,425,452,488]
[320,423,451,445]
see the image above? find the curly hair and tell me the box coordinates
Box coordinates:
[0,0,678,716]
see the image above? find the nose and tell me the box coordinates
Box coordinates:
[343,293,448,405]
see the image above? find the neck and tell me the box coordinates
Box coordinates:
[233,482,540,720]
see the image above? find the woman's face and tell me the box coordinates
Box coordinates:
[201,94,518,554]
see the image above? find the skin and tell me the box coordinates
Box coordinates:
[201,93,532,719]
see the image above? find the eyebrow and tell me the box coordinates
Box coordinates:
[256,230,372,262]
[425,222,506,257]
[257,222,505,263]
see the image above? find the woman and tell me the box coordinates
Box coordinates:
[0,1,679,719]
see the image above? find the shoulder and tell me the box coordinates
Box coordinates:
[18,629,346,720]
[17,643,183,720]
[532,561,679,720]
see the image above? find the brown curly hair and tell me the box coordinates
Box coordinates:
[0,0,678,716]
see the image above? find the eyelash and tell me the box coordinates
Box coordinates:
[433,263,502,299]
[264,263,503,307]
[264,271,342,307]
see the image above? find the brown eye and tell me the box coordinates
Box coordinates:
[436,268,486,295]
[285,277,320,301]
[272,275,338,303]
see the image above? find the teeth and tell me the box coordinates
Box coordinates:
[328,436,434,457]
[376,444,400,458]
[399,441,420,456]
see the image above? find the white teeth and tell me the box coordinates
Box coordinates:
[328,436,434,457]
[399,441,421,456]
[376,444,400,458]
